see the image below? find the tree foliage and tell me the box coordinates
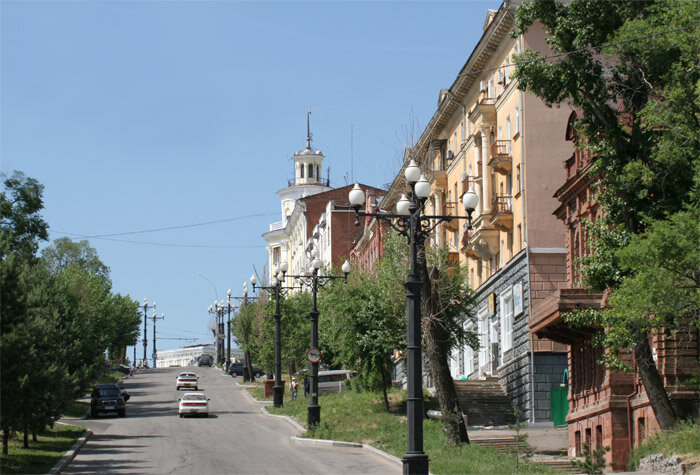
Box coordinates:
[0,171,141,453]
[513,0,700,429]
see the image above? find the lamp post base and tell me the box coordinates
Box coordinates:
[402,452,429,475]
[273,385,284,408]
[307,404,320,427]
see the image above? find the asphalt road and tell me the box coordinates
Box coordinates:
[61,366,400,474]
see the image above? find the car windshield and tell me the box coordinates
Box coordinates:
[98,388,121,397]
[182,394,205,401]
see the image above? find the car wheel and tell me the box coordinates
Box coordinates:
[179,414,183,418]
[202,413,208,418]
[118,409,126,417]
[194,387,198,390]
[255,371,263,378]
[90,408,98,418]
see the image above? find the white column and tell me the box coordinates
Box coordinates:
[480,127,491,213]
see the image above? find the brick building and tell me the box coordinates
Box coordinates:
[530,112,700,469]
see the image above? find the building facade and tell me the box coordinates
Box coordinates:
[376,2,574,422]
[530,112,700,469]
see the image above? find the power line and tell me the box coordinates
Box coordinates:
[50,231,266,249]
[80,212,278,238]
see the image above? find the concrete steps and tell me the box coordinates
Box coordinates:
[473,436,580,473]
[455,378,515,426]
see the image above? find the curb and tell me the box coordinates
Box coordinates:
[239,381,402,468]
[48,428,93,474]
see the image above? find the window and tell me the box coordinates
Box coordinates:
[506,117,511,148]
[514,107,520,135]
[515,164,521,194]
[500,292,514,356]
[308,164,314,178]
[300,165,305,179]
[478,308,488,370]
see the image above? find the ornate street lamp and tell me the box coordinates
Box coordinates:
[348,162,478,475]
[152,311,165,368]
[208,300,226,365]
[251,264,298,408]
[142,298,156,366]
[288,246,350,427]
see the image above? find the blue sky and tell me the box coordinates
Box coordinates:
[2,0,499,354]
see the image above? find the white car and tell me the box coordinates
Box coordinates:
[178,392,209,418]
[176,372,198,391]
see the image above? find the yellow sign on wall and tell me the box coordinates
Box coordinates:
[488,292,496,315]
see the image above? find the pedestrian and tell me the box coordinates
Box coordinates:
[129,365,135,378]
[289,377,298,400]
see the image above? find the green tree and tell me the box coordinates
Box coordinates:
[0,171,48,259]
[42,237,111,285]
[513,0,700,429]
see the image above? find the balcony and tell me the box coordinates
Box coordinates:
[489,140,512,174]
[462,215,499,259]
[441,201,459,230]
[431,170,448,191]
[489,195,513,230]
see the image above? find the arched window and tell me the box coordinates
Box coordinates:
[316,165,320,180]
[300,164,305,178]
[308,164,314,178]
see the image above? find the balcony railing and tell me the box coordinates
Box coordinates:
[489,195,513,230]
[489,140,512,174]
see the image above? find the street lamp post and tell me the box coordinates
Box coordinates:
[348,163,478,475]
[227,284,255,379]
[142,298,156,366]
[152,311,165,368]
[208,300,227,365]
[288,247,351,427]
[251,264,298,408]
[226,290,234,368]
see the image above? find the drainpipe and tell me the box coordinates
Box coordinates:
[525,242,536,423]
[517,32,535,424]
[626,351,640,452]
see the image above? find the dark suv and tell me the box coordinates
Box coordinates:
[229,362,264,378]
[90,383,129,417]
[197,355,213,367]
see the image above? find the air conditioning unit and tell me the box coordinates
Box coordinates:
[446,150,454,161]
[479,81,488,93]
[497,71,505,85]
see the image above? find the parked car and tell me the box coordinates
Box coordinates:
[176,372,199,390]
[115,364,131,375]
[90,383,129,417]
[178,392,209,418]
[197,355,213,367]
[317,370,355,394]
[228,362,263,378]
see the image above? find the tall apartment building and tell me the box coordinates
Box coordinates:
[382,2,574,422]
[262,118,332,283]
[263,116,384,284]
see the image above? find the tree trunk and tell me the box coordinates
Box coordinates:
[381,364,390,412]
[3,429,8,455]
[419,251,470,445]
[635,337,677,430]
[23,427,28,448]
[245,350,254,383]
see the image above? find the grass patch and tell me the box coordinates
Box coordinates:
[0,424,86,474]
[628,419,700,471]
[267,389,558,474]
[62,401,90,419]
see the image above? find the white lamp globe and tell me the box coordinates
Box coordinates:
[312,258,322,270]
[250,274,257,286]
[279,262,288,273]
[404,160,421,184]
[341,260,351,274]
[271,277,278,286]
[396,194,411,215]
[415,174,431,199]
[348,184,365,207]
[462,189,479,212]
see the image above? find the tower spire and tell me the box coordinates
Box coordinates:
[306,108,312,149]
